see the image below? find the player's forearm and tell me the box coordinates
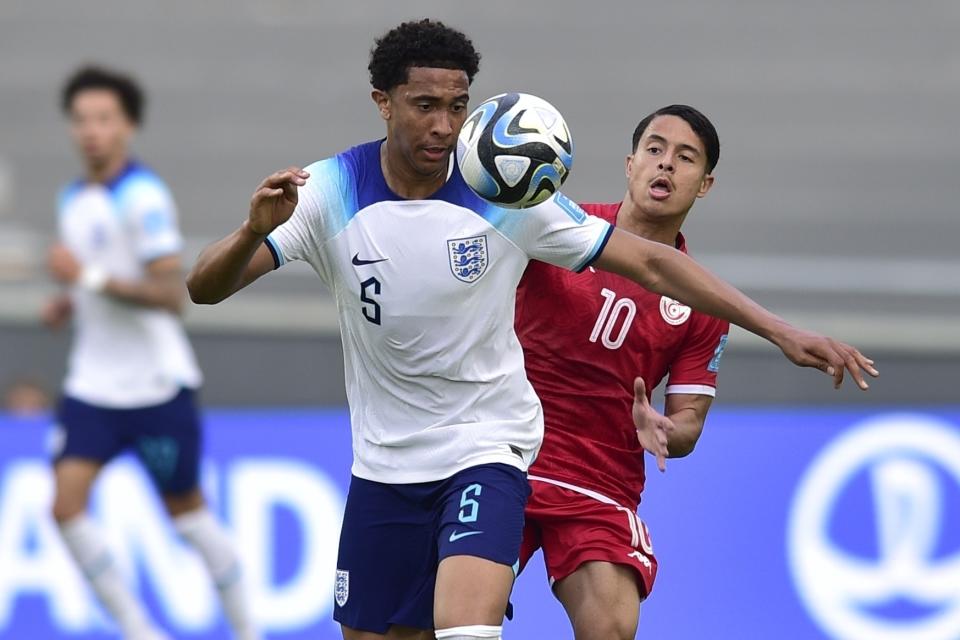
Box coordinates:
[665,407,704,458]
[596,230,791,346]
[103,275,185,313]
[187,222,265,304]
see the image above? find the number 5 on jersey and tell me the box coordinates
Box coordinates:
[360,277,381,325]
[589,288,636,350]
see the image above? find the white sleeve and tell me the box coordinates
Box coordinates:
[125,181,183,262]
[490,192,613,271]
[265,157,349,268]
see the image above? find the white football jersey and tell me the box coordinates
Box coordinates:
[267,141,612,483]
[58,162,202,408]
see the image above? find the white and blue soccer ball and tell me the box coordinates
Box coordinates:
[457,92,573,209]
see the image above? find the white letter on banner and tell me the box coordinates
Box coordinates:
[230,460,344,631]
[94,460,215,631]
[0,461,93,631]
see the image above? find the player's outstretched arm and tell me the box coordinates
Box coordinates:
[593,228,880,389]
[187,167,308,304]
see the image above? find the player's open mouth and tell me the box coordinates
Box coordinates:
[649,177,672,200]
[422,146,449,161]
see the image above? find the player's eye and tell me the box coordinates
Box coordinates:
[451,103,467,113]
[679,154,693,163]
[647,146,661,155]
[417,103,432,112]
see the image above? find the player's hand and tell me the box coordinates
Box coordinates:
[248,167,310,236]
[774,326,879,390]
[48,244,81,284]
[41,295,73,330]
[632,377,674,473]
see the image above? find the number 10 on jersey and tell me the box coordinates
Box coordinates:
[589,288,636,350]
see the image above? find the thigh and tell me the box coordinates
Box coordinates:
[434,464,530,628]
[533,481,658,599]
[130,388,201,495]
[554,561,641,640]
[335,476,437,634]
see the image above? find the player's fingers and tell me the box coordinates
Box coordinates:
[850,348,880,378]
[253,187,284,201]
[828,350,845,389]
[657,425,669,472]
[259,169,308,190]
[634,376,647,405]
[840,348,870,390]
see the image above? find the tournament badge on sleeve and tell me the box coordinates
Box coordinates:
[447,235,489,283]
[335,570,349,607]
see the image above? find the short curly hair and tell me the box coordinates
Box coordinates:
[369,19,481,92]
[61,65,144,125]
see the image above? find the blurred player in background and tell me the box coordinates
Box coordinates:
[517,105,741,639]
[44,66,259,640]
[186,19,875,640]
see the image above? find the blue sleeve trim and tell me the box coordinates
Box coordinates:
[574,223,614,273]
[264,236,283,269]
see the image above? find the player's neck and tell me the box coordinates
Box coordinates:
[617,198,687,247]
[86,153,129,185]
[380,141,446,200]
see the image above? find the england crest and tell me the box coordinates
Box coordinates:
[335,570,349,607]
[447,235,489,283]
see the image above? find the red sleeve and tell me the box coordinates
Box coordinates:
[664,314,730,397]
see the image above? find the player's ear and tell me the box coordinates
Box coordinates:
[696,173,715,198]
[371,89,391,121]
[625,154,634,179]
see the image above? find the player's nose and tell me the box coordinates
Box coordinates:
[432,112,455,138]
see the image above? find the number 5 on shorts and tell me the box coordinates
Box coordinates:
[458,484,482,523]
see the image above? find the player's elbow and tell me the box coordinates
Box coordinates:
[667,426,703,458]
[668,438,697,458]
[185,271,221,305]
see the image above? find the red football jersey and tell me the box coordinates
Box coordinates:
[516,202,730,508]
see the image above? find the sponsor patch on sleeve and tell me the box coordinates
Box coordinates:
[708,334,729,373]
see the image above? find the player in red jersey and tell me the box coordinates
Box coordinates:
[515,104,843,639]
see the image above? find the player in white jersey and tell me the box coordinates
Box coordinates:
[187,20,877,640]
[45,66,259,640]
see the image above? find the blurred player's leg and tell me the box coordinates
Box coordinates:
[53,459,169,640]
[554,561,641,640]
[134,389,259,640]
[166,491,259,640]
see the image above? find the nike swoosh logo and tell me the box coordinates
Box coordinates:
[352,253,389,266]
[448,530,483,542]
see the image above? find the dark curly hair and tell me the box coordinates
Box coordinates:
[61,65,144,125]
[632,104,720,173]
[368,19,481,92]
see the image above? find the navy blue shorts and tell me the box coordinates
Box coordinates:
[334,463,530,633]
[52,388,201,495]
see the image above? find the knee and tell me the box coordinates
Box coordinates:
[51,497,85,524]
[162,488,204,517]
[573,609,638,640]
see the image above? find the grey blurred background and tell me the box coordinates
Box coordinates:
[1,0,957,406]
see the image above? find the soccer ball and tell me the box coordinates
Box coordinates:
[457,92,573,209]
